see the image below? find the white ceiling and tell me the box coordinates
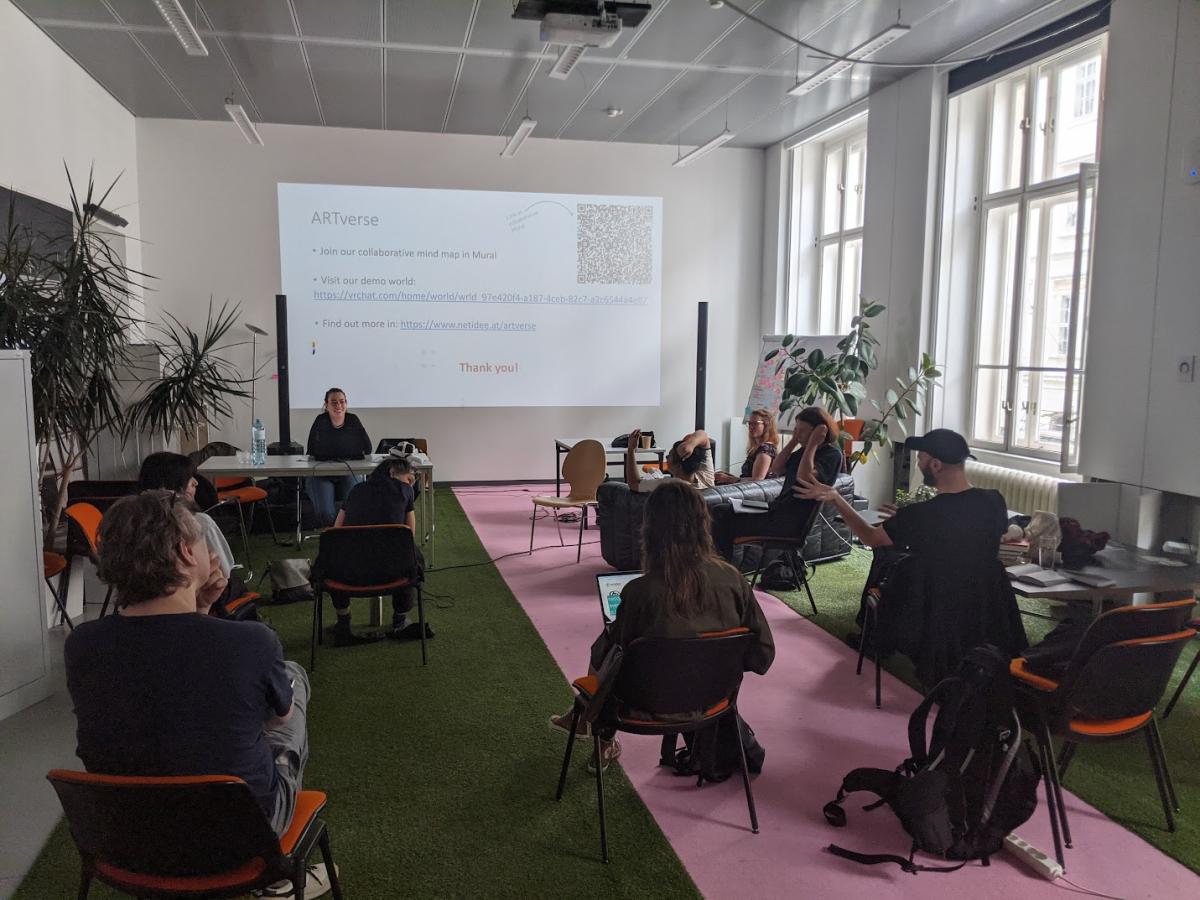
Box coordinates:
[12,0,1090,149]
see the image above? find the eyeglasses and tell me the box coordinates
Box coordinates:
[328,399,347,407]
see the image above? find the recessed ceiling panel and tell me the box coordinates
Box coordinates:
[134,33,251,120]
[384,49,457,133]
[198,0,297,36]
[221,38,320,125]
[446,54,534,137]
[308,44,383,129]
[293,0,381,41]
[43,26,192,118]
[11,0,116,24]
[616,70,748,144]
[561,62,688,142]
[386,0,474,47]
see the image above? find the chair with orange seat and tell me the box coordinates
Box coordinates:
[1010,599,1196,870]
[529,439,607,563]
[555,629,759,863]
[64,502,115,618]
[44,551,74,630]
[210,475,278,577]
[732,501,823,615]
[310,523,426,669]
[46,769,343,900]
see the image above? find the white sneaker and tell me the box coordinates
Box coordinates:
[256,863,335,899]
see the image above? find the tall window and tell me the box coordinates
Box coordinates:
[966,36,1106,464]
[783,114,868,336]
[817,130,867,334]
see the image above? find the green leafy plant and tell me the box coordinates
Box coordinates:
[124,300,250,444]
[764,302,942,469]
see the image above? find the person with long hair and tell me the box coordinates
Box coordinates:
[711,406,844,561]
[549,481,775,770]
[715,409,780,484]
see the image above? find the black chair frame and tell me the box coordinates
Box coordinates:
[554,631,759,863]
[1162,624,1199,719]
[735,503,823,615]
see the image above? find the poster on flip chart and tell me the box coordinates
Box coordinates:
[743,334,845,425]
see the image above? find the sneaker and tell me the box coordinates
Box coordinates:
[387,621,435,641]
[256,863,335,899]
[587,738,622,774]
[549,710,591,740]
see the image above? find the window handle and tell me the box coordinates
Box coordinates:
[1019,117,1031,132]
[1001,401,1013,413]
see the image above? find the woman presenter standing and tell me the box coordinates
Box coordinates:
[305,387,371,527]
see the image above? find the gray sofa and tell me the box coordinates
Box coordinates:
[596,474,856,571]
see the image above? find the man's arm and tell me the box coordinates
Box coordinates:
[794,425,829,484]
[675,429,710,458]
[405,510,416,531]
[794,478,894,548]
[265,703,294,730]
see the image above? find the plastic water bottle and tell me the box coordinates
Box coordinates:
[251,418,267,466]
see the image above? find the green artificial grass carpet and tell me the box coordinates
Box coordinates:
[15,489,700,900]
[768,547,1200,874]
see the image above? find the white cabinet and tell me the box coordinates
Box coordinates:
[0,350,51,721]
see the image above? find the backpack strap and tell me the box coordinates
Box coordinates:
[826,845,968,875]
[823,768,898,827]
[907,678,960,765]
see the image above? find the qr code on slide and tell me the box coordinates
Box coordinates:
[576,203,654,285]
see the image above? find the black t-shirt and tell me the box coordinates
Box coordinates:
[64,614,293,815]
[883,488,1008,561]
[342,474,415,526]
[306,411,371,460]
[769,442,843,514]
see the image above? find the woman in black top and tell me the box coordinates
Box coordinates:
[715,408,779,484]
[712,406,844,561]
[305,387,372,527]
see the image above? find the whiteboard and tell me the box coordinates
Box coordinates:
[743,334,845,424]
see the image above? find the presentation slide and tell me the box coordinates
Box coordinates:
[278,183,662,407]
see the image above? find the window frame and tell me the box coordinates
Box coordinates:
[815,126,868,335]
[965,35,1106,464]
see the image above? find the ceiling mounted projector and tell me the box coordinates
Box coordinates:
[541,11,622,49]
[512,1,651,39]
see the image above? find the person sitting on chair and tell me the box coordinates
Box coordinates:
[795,428,1027,681]
[305,387,371,527]
[714,408,779,484]
[137,451,245,618]
[624,427,715,492]
[711,406,843,563]
[549,481,775,771]
[64,491,314,846]
[324,456,432,647]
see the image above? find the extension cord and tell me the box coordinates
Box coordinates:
[1003,833,1063,881]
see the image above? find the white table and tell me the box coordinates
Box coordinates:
[198,454,436,567]
[553,437,668,496]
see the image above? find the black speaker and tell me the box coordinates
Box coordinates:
[275,294,290,447]
[695,301,708,431]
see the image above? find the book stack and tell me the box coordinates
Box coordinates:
[998,540,1029,566]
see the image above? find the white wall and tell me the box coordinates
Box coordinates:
[133,119,763,480]
[1081,0,1200,501]
[0,0,140,274]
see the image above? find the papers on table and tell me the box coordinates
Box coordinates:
[1005,564,1076,587]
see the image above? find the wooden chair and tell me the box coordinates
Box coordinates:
[555,629,759,863]
[529,439,606,563]
[47,770,343,900]
[1011,599,1196,870]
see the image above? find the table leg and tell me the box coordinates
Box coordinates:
[295,479,303,549]
[555,445,564,497]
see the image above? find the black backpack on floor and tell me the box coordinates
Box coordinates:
[823,645,1039,873]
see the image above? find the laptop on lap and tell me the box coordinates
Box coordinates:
[596,571,641,625]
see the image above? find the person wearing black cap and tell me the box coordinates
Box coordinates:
[796,428,1026,684]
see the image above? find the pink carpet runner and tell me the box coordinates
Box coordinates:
[454,484,1198,898]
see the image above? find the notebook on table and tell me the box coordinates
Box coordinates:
[596,571,641,624]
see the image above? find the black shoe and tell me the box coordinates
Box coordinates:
[331,628,384,648]
[387,622,435,641]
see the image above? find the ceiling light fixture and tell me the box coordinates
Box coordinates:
[224,102,264,146]
[501,115,538,158]
[672,128,735,168]
[549,44,587,80]
[153,0,208,56]
[788,24,910,97]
